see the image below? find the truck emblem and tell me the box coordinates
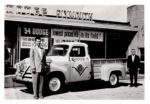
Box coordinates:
[72,64,87,76]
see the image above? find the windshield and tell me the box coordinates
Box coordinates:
[48,45,69,56]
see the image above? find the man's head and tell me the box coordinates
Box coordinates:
[35,37,41,47]
[131,49,136,55]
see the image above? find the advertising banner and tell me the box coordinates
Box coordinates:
[51,28,103,42]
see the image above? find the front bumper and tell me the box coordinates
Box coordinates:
[13,75,32,84]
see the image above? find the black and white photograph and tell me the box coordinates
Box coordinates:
[3,2,146,101]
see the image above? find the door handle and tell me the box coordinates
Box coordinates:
[72,58,76,62]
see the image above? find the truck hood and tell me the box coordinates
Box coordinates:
[14,56,68,75]
[14,56,68,68]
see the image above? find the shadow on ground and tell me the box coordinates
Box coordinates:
[20,80,143,97]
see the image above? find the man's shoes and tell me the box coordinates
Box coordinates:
[33,96,39,99]
[129,84,134,87]
[134,84,138,87]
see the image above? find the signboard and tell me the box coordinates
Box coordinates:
[20,36,48,49]
[22,27,49,36]
[5,5,47,16]
[5,5,93,21]
[51,28,103,42]
[20,26,49,49]
[56,10,93,21]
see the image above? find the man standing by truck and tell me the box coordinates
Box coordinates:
[30,37,46,99]
[127,49,140,87]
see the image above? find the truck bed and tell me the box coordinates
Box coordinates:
[91,58,126,79]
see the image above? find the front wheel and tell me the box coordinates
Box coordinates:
[109,73,119,86]
[47,76,63,93]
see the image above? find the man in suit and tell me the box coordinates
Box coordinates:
[30,37,46,99]
[127,49,140,87]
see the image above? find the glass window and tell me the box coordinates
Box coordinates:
[70,46,85,57]
[48,45,69,56]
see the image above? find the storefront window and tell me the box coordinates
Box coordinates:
[139,48,144,61]
[81,41,105,58]
[106,32,134,58]
[20,49,30,60]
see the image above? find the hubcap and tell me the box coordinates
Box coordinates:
[110,74,117,86]
[49,77,61,92]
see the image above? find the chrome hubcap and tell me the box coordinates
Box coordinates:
[49,77,61,92]
[110,74,117,85]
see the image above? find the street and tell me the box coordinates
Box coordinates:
[4,78,144,100]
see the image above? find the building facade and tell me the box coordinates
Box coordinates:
[5,5,138,69]
[127,5,144,73]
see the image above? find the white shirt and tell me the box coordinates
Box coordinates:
[36,46,42,58]
[132,55,135,62]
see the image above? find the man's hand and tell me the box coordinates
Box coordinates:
[31,68,36,74]
[127,68,130,74]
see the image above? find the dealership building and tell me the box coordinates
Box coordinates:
[5,5,143,72]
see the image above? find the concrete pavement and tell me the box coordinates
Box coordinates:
[4,79,144,100]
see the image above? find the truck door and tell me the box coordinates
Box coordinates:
[69,46,91,82]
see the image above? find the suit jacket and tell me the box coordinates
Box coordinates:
[127,55,140,71]
[30,47,46,72]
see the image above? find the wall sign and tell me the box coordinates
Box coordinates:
[5,5,47,16]
[20,26,49,49]
[51,28,103,42]
[5,5,92,21]
[56,9,93,21]
[23,27,49,36]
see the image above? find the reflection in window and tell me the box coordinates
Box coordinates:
[48,45,69,56]
[70,46,85,57]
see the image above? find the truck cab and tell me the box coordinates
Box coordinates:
[46,42,92,82]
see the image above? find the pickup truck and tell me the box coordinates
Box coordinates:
[14,42,126,93]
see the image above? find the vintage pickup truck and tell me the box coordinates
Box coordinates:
[14,42,126,93]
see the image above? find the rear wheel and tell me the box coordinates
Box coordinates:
[109,73,119,86]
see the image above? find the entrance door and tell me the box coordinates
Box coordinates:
[70,46,91,82]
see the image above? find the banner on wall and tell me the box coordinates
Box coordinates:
[51,28,104,43]
[20,36,48,49]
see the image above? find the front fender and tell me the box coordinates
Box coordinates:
[100,63,126,81]
[47,62,70,83]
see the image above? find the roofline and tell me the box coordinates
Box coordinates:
[42,14,130,25]
[5,14,138,32]
[93,19,129,25]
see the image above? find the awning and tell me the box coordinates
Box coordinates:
[5,14,138,32]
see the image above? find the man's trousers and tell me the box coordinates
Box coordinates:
[32,72,44,97]
[129,69,138,85]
